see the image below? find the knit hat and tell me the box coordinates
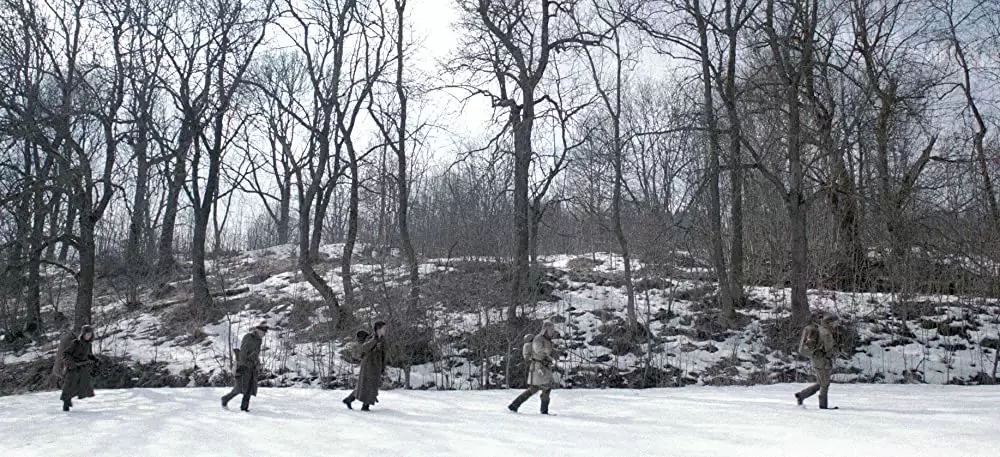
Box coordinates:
[79,324,94,340]
[373,321,387,332]
[541,321,556,331]
[356,330,370,341]
[255,321,271,332]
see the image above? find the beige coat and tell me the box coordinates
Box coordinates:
[527,333,555,387]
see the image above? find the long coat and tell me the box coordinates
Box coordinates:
[355,336,386,404]
[233,332,263,397]
[60,338,95,401]
[527,333,555,388]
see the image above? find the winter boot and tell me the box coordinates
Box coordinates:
[240,396,251,412]
[343,394,355,410]
[360,403,370,412]
[540,399,550,415]
[794,392,804,406]
[818,395,830,410]
[221,390,238,408]
[62,399,71,412]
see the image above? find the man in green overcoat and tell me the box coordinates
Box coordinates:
[60,324,97,411]
[343,321,387,411]
[222,322,269,411]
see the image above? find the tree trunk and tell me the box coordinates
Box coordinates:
[158,149,187,272]
[190,94,225,310]
[612,144,637,334]
[24,142,51,332]
[296,119,340,325]
[74,215,96,329]
[786,81,809,325]
[26,157,50,332]
[298,196,341,328]
[191,207,212,308]
[341,154,360,308]
[509,91,534,321]
[394,0,419,309]
[694,0,735,324]
[59,199,77,262]
[125,141,151,274]
[607,31,636,334]
[722,2,745,305]
[528,203,542,267]
[277,170,292,245]
[828,145,863,287]
[312,181,334,258]
[44,189,62,261]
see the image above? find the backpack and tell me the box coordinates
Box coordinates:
[521,334,534,360]
[51,330,76,381]
[801,325,822,357]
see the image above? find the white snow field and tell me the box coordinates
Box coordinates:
[1,385,998,457]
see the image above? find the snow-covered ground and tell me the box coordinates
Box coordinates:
[1,385,997,457]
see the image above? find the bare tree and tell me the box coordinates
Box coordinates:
[934,0,1000,230]
[453,0,603,320]
[852,0,941,294]
[123,1,172,279]
[369,0,421,308]
[243,52,304,246]
[578,0,638,333]
[747,0,824,324]
[267,0,390,319]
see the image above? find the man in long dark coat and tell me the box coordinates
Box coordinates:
[222,321,269,411]
[343,321,387,411]
[61,324,97,411]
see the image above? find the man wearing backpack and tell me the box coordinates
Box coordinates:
[342,321,387,411]
[50,329,77,388]
[508,321,558,414]
[795,312,838,409]
[221,321,269,411]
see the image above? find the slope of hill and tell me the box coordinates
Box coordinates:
[1,245,999,395]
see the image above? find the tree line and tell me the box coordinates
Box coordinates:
[1,0,998,340]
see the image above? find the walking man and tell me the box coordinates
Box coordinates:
[343,321,387,411]
[60,324,97,411]
[222,321,269,411]
[508,321,558,414]
[795,312,838,409]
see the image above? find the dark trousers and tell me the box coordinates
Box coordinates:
[509,385,551,413]
[222,385,251,410]
[797,366,832,408]
[222,387,251,410]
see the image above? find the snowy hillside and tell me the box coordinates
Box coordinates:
[1,385,998,457]
[2,245,1000,394]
